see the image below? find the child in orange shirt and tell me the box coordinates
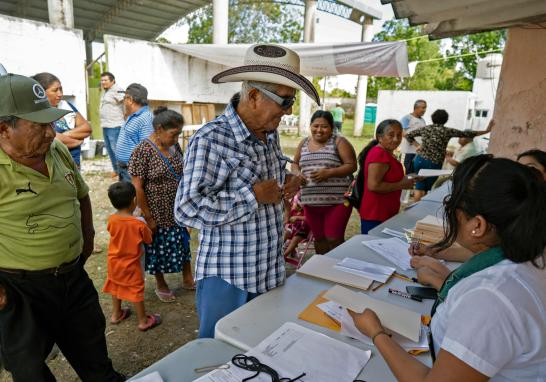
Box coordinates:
[103,181,161,331]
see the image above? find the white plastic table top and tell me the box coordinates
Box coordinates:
[420,181,452,203]
[215,234,453,382]
[128,338,242,382]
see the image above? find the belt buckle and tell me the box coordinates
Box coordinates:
[53,265,61,277]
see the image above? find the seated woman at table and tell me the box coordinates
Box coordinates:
[350,155,546,381]
[357,119,417,234]
[517,148,546,180]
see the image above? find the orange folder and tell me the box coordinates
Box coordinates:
[298,290,341,332]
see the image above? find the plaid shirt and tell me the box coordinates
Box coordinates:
[175,103,287,293]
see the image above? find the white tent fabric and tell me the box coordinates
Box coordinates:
[162,41,409,77]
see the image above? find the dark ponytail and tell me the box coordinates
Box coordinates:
[152,106,184,131]
[435,155,546,267]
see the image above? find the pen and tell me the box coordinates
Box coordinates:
[388,288,422,302]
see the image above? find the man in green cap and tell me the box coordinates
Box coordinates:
[0,74,124,381]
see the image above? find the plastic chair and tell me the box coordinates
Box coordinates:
[284,232,314,269]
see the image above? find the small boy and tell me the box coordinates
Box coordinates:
[103,181,161,331]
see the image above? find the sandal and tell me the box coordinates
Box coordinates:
[182,282,196,291]
[154,289,176,303]
[111,307,131,324]
[138,314,161,332]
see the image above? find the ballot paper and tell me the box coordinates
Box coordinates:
[323,285,422,342]
[417,169,453,177]
[362,238,412,270]
[335,258,395,283]
[194,322,371,382]
[381,227,407,239]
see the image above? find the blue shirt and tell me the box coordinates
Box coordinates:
[116,105,154,164]
[174,103,288,293]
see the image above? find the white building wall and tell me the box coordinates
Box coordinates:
[0,15,87,117]
[376,90,474,130]
[104,35,239,104]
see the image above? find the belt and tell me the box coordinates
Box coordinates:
[0,256,81,277]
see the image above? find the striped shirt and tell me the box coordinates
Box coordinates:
[299,136,352,205]
[115,105,154,164]
[174,102,287,293]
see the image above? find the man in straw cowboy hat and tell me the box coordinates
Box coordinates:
[175,43,320,337]
[0,74,124,380]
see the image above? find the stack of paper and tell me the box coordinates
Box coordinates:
[335,258,395,283]
[417,169,453,177]
[194,322,371,382]
[413,215,445,245]
[381,227,407,239]
[362,238,412,270]
[323,285,422,342]
[297,255,373,291]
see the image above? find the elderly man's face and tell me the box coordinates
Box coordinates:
[255,84,295,132]
[1,119,56,158]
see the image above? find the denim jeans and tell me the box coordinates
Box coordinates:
[117,163,131,183]
[102,127,121,173]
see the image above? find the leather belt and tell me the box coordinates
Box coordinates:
[0,256,80,277]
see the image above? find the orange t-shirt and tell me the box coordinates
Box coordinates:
[102,214,152,303]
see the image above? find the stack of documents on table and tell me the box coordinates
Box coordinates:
[417,169,453,177]
[316,301,429,352]
[413,215,445,245]
[324,285,422,342]
[362,237,412,270]
[194,322,371,382]
[335,257,395,283]
[297,255,373,290]
[381,227,407,240]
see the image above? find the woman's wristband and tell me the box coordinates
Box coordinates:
[371,330,391,344]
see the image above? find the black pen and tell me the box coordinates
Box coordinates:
[388,288,422,302]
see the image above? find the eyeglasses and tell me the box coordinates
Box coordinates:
[249,82,295,110]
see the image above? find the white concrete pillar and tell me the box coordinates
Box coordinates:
[299,0,317,136]
[213,0,229,44]
[47,0,74,28]
[353,18,374,137]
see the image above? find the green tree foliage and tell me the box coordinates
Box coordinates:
[446,30,506,79]
[185,2,303,44]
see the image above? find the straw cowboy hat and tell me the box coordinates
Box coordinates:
[212,44,321,105]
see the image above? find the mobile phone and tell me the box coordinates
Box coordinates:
[406,286,438,300]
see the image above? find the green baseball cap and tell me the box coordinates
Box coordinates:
[0,74,70,123]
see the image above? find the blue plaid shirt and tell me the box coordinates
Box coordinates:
[116,105,154,164]
[175,103,287,293]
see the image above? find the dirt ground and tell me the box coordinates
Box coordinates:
[0,157,362,381]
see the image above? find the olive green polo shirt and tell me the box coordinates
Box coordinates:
[0,140,89,270]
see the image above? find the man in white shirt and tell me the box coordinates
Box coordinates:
[399,100,426,174]
[100,72,125,178]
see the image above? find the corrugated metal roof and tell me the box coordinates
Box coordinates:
[0,0,210,42]
[382,0,546,39]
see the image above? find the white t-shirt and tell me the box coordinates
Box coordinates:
[400,114,426,154]
[431,259,546,381]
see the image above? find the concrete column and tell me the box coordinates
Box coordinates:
[353,18,374,137]
[299,0,317,136]
[213,0,229,44]
[85,38,93,76]
[47,0,74,28]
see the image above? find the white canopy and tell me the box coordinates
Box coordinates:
[162,41,409,78]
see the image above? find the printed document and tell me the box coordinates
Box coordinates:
[194,322,371,382]
[362,238,412,270]
[335,258,395,283]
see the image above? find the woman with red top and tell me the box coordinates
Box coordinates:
[358,119,418,234]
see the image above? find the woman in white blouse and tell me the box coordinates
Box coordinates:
[351,155,546,382]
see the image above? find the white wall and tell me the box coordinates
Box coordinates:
[0,15,87,117]
[104,35,239,104]
[376,90,474,130]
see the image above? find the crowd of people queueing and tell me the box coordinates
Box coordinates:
[0,42,545,381]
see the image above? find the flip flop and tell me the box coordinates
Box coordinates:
[138,314,161,332]
[154,289,176,303]
[182,282,196,291]
[111,307,131,324]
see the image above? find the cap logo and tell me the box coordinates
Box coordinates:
[254,45,286,58]
[33,84,46,99]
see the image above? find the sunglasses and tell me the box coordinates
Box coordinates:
[249,82,295,110]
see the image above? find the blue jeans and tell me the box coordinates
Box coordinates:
[196,276,259,338]
[103,127,121,173]
[413,155,442,191]
[361,219,382,234]
[403,153,416,175]
[117,163,131,183]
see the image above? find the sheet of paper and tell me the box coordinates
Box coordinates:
[130,371,164,382]
[381,228,407,239]
[417,169,453,177]
[362,238,412,270]
[194,322,371,382]
[335,258,395,283]
[323,285,422,342]
[316,301,345,322]
[297,255,373,290]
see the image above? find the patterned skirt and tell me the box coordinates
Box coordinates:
[145,225,191,274]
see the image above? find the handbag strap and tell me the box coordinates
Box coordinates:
[145,138,181,181]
